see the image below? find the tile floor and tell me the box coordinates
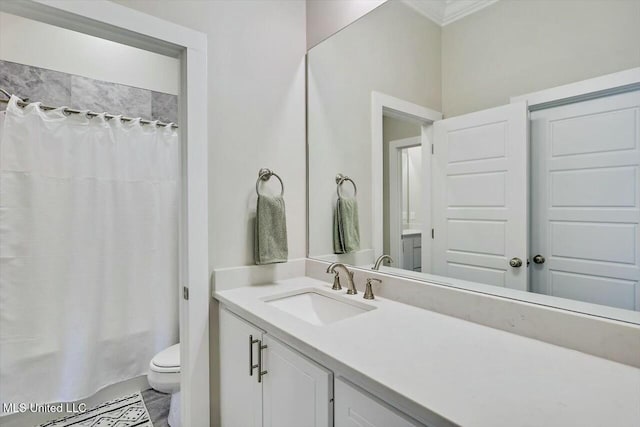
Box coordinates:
[141,388,171,427]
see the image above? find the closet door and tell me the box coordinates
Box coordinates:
[432,102,529,290]
[530,90,640,310]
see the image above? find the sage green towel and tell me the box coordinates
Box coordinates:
[333,197,360,254]
[255,194,288,264]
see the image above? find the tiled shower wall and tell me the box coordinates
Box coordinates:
[0,60,178,124]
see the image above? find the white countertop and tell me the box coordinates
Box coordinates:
[402,228,422,236]
[214,277,640,427]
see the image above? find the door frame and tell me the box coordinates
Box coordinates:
[388,137,422,270]
[0,1,210,425]
[371,92,441,269]
[511,67,640,110]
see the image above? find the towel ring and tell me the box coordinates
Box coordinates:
[336,173,357,198]
[256,168,284,197]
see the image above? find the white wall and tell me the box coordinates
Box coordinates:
[114,0,307,271]
[306,0,386,49]
[0,11,179,94]
[442,0,640,116]
[308,0,440,261]
[405,145,421,228]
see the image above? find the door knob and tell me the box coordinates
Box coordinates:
[509,257,523,268]
[532,254,545,264]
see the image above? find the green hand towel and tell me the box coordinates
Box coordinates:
[255,194,288,264]
[333,196,360,254]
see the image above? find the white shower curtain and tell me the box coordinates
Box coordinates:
[0,96,179,409]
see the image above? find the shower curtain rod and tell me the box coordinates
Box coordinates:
[0,88,178,129]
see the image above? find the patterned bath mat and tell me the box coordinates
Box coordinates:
[37,392,152,427]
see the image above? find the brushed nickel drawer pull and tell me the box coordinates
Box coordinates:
[257,340,268,383]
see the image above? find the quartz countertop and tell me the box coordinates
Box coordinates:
[402,228,422,236]
[214,277,640,427]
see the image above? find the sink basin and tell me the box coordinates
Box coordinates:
[264,289,375,326]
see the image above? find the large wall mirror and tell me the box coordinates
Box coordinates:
[307,0,640,321]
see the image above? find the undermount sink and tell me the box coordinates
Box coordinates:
[264,289,375,326]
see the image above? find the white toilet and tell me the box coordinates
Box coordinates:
[148,343,181,427]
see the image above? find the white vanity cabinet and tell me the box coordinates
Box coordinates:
[402,232,422,272]
[220,307,333,427]
[335,379,422,427]
[220,306,264,427]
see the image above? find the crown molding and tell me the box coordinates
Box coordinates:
[402,0,499,27]
[402,0,446,25]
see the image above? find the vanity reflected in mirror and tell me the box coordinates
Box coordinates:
[307,0,640,318]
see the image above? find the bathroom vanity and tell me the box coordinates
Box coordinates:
[214,276,640,427]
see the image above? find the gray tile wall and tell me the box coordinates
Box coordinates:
[0,60,178,124]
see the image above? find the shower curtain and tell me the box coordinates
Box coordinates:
[0,96,179,409]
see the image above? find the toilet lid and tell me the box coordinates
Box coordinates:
[152,343,180,369]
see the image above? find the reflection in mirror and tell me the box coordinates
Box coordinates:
[384,117,423,272]
[307,0,640,319]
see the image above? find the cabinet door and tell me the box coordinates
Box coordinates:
[335,378,420,427]
[402,238,415,270]
[220,307,263,427]
[262,335,333,427]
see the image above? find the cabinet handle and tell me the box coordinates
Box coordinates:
[257,339,268,383]
[249,335,259,376]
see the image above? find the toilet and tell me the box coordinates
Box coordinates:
[148,343,181,427]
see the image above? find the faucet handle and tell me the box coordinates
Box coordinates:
[346,271,356,295]
[331,271,342,290]
[364,278,381,300]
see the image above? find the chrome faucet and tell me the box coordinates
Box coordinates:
[372,254,394,270]
[326,262,357,295]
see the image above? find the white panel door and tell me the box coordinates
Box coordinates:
[219,307,263,427]
[334,378,420,427]
[531,90,640,310]
[432,102,529,290]
[262,335,333,427]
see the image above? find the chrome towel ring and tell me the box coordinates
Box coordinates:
[336,173,357,198]
[256,168,284,197]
